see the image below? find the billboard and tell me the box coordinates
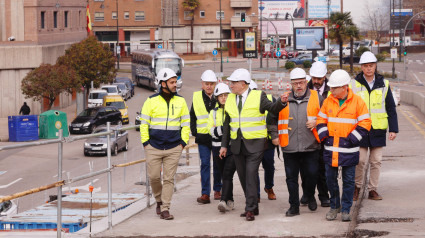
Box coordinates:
[307,0,341,19]
[261,21,293,38]
[294,27,325,50]
[243,32,258,58]
[260,0,306,19]
[309,20,328,38]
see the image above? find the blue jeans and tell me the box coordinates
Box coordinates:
[199,144,222,195]
[325,164,355,213]
[257,146,275,197]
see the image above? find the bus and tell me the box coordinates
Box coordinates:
[131,49,184,91]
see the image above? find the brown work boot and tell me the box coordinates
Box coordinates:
[214,191,221,200]
[160,210,174,220]
[264,188,277,200]
[353,187,360,201]
[197,194,211,204]
[368,190,383,200]
[156,201,162,215]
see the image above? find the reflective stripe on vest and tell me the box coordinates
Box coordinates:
[350,79,389,129]
[278,90,321,147]
[225,90,267,140]
[211,108,225,147]
[193,91,210,134]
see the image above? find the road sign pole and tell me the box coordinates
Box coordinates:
[248,58,252,74]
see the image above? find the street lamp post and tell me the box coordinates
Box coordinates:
[260,0,263,68]
[327,0,331,56]
[172,0,175,51]
[219,0,223,73]
[116,0,120,69]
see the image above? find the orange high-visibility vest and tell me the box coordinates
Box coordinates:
[278,90,321,147]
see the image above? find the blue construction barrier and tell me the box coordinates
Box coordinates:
[8,115,39,142]
[0,221,87,233]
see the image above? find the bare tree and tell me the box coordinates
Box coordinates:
[361,0,390,52]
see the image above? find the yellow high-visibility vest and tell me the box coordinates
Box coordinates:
[193,91,212,134]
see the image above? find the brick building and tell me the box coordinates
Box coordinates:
[89,0,258,55]
[402,0,425,37]
[0,0,87,127]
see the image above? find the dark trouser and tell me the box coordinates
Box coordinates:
[257,146,276,197]
[233,141,264,212]
[212,147,235,202]
[283,150,319,207]
[199,144,222,195]
[300,146,329,201]
[325,164,355,213]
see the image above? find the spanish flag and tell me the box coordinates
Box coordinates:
[86,4,92,33]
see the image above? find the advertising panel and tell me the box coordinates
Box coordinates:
[307,0,341,19]
[294,27,325,50]
[243,32,258,58]
[261,21,293,38]
[309,20,328,38]
[260,0,306,19]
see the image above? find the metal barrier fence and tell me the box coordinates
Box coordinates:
[0,122,196,237]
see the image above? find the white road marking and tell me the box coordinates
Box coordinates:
[408,60,413,64]
[416,60,423,65]
[0,171,7,176]
[412,73,423,85]
[0,178,23,189]
[53,171,67,178]
[62,179,101,193]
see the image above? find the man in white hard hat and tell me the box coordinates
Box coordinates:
[352,51,399,201]
[190,70,220,204]
[273,68,324,217]
[140,68,190,220]
[219,68,288,221]
[299,61,331,208]
[317,69,371,222]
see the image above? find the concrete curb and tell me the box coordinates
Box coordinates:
[400,89,425,115]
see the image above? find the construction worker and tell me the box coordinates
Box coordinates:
[317,69,371,222]
[274,68,324,217]
[140,68,190,220]
[352,51,398,201]
[219,68,288,221]
[208,83,236,213]
[190,70,220,204]
[300,61,331,207]
[249,81,278,201]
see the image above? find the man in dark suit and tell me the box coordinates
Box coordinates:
[219,68,288,221]
[293,1,305,18]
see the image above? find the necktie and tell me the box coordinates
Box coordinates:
[238,95,243,113]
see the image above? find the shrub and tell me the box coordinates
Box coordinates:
[355,46,370,56]
[303,60,312,68]
[376,53,386,62]
[285,61,295,69]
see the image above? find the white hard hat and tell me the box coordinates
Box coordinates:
[306,75,311,82]
[201,70,218,82]
[309,61,327,78]
[359,51,377,64]
[328,69,351,87]
[249,81,258,90]
[214,83,231,96]
[290,68,306,80]
[227,68,251,83]
[156,68,177,82]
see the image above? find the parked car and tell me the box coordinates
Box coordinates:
[103,95,129,124]
[101,85,120,96]
[88,89,108,108]
[113,83,131,101]
[0,198,17,220]
[342,55,360,64]
[115,77,135,97]
[69,106,122,134]
[288,54,313,65]
[284,47,299,58]
[84,126,128,156]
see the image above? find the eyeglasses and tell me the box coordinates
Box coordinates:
[229,81,243,85]
[291,81,306,86]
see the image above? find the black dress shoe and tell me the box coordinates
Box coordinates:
[320,199,330,207]
[245,211,255,221]
[285,206,300,217]
[308,199,317,211]
[156,202,162,215]
[240,207,259,217]
[300,195,308,205]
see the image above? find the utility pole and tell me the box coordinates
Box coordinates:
[219,0,223,73]
[116,0,120,69]
[260,0,263,68]
[172,0,175,51]
[398,0,402,62]
[327,0,330,56]
[391,0,395,79]
[392,0,395,76]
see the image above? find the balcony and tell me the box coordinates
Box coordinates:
[230,0,252,8]
[230,16,255,28]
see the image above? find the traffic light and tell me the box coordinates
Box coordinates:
[404,47,407,56]
[241,13,246,22]
[270,37,274,45]
[285,13,289,20]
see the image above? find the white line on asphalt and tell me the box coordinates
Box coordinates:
[53,170,67,178]
[0,171,7,176]
[0,178,23,189]
[396,71,400,74]
[412,73,423,85]
[408,60,413,64]
[416,60,423,65]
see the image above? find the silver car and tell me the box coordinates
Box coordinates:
[113,83,131,101]
[83,126,128,156]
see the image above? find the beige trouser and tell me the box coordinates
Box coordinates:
[355,147,383,191]
[145,144,182,212]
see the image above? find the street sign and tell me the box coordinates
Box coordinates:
[391,9,413,16]
[259,6,265,11]
[391,48,398,59]
[116,46,121,53]
[158,44,163,49]
[275,51,282,57]
[265,43,270,52]
[212,49,218,56]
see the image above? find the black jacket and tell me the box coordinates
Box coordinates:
[307,78,330,99]
[354,72,399,147]
[190,90,217,146]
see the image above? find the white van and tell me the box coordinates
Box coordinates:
[101,85,120,96]
[88,89,108,108]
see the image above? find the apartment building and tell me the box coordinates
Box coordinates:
[402,0,425,36]
[89,0,258,55]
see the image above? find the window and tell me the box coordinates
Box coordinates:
[64,11,68,28]
[53,11,58,28]
[112,12,117,19]
[184,11,192,20]
[234,10,246,17]
[216,11,224,20]
[124,11,129,19]
[94,12,104,21]
[79,11,81,27]
[135,11,145,21]
[200,11,205,18]
[41,11,45,29]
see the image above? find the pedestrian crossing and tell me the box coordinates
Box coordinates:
[408,60,425,65]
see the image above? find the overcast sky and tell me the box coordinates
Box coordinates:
[343,0,390,29]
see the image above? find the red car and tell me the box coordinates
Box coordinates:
[285,47,299,59]
[262,50,285,59]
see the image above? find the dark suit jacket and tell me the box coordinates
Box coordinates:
[293,7,305,18]
[307,78,330,99]
[222,90,287,154]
